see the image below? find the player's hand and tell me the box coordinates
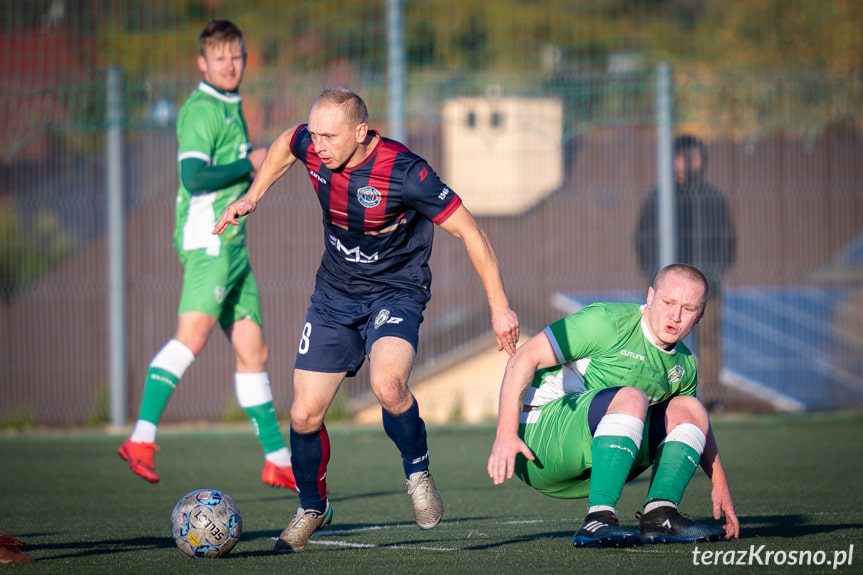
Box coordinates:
[213,197,257,235]
[711,483,740,539]
[493,307,520,356]
[488,432,533,485]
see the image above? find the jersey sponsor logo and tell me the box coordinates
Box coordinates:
[438,186,451,201]
[357,186,382,208]
[621,349,645,362]
[667,365,685,384]
[374,308,405,329]
[308,168,328,184]
[329,235,380,263]
[418,166,428,181]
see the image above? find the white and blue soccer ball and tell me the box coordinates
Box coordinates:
[170,488,242,558]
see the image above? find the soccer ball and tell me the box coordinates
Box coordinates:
[170,489,242,558]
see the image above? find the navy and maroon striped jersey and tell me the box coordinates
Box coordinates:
[290,124,463,301]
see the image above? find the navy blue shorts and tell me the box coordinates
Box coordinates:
[294,290,426,376]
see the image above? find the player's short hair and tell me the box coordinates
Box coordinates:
[314,88,369,127]
[654,263,710,304]
[198,20,246,57]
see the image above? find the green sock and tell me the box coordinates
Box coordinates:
[243,402,286,455]
[646,441,700,505]
[589,435,639,508]
[137,367,179,423]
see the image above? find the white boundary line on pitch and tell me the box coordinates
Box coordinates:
[271,522,466,552]
[311,540,462,551]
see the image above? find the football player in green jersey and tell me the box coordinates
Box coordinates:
[119,20,297,491]
[488,263,739,547]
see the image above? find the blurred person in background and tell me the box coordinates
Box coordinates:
[633,135,736,413]
[119,19,297,491]
[214,87,520,553]
[488,264,739,547]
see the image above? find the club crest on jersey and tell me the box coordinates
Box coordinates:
[374,309,391,329]
[357,186,381,208]
[667,365,685,384]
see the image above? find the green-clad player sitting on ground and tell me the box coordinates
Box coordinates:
[488,263,740,547]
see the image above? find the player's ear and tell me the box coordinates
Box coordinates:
[355,122,368,143]
[197,54,208,75]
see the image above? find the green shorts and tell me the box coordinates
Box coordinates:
[177,247,262,330]
[515,388,658,499]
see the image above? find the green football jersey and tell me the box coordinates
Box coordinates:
[174,81,253,256]
[526,302,698,407]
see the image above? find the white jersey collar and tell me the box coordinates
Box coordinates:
[640,309,678,354]
[198,81,242,104]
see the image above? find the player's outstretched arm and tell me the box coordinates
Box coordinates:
[488,356,535,484]
[438,205,520,355]
[487,333,558,485]
[701,426,740,539]
[213,125,301,235]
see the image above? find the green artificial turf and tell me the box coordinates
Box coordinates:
[1,411,861,574]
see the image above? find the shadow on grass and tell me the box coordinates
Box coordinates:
[739,515,863,538]
[25,535,175,561]
[253,488,402,505]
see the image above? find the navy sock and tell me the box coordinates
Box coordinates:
[382,397,429,477]
[289,425,330,512]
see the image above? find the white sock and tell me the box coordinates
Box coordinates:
[130,420,158,444]
[265,447,292,467]
[644,500,677,514]
[594,413,644,446]
[150,339,195,377]
[235,372,292,464]
[234,372,274,408]
[662,423,707,454]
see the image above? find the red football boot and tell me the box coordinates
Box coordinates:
[0,533,34,564]
[118,438,160,483]
[261,461,298,491]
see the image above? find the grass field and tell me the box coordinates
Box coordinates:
[2,411,862,574]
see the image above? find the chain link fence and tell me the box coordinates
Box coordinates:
[2,0,862,427]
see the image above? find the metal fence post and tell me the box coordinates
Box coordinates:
[656,61,676,269]
[387,0,406,144]
[106,65,127,428]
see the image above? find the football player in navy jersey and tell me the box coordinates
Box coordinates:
[214,87,520,553]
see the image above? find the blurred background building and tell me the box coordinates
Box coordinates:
[2,0,862,427]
